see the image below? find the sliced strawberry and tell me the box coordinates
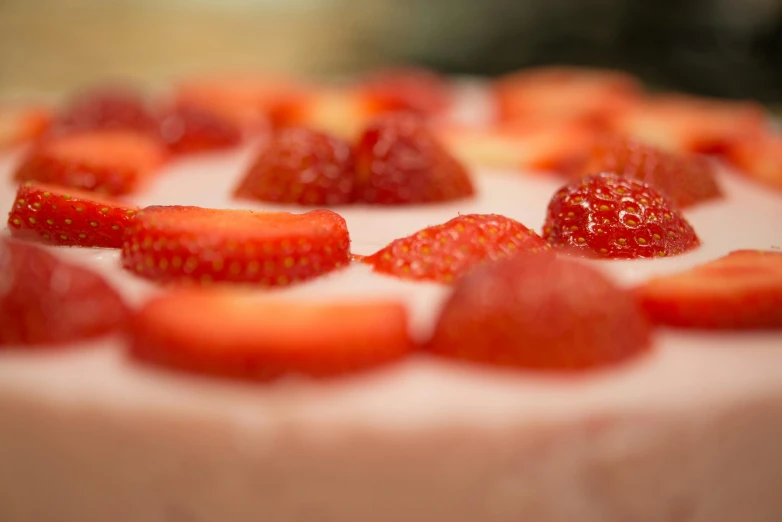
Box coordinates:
[121,206,350,286]
[435,120,598,175]
[48,85,159,137]
[14,130,167,195]
[636,250,782,329]
[428,254,652,372]
[610,94,767,156]
[0,105,51,148]
[365,214,551,283]
[724,135,782,190]
[234,127,355,206]
[158,105,243,155]
[543,172,700,259]
[130,290,414,380]
[581,135,722,208]
[353,113,474,204]
[0,237,130,346]
[357,67,451,117]
[7,181,138,248]
[493,67,642,126]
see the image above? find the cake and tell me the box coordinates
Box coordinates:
[1,67,782,522]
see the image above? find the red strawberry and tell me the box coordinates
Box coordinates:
[635,249,782,329]
[493,67,641,126]
[365,214,552,283]
[234,127,356,206]
[357,67,451,117]
[543,172,700,259]
[14,130,167,195]
[158,105,243,155]
[428,254,652,372]
[581,135,722,208]
[353,113,475,204]
[48,85,159,137]
[7,181,138,248]
[130,289,414,381]
[0,105,51,148]
[121,206,350,286]
[724,135,782,191]
[0,237,130,346]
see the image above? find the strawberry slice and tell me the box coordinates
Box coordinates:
[14,130,167,195]
[724,136,782,190]
[428,254,652,372]
[0,105,51,148]
[48,85,160,137]
[493,66,642,126]
[636,250,782,329]
[121,206,350,286]
[357,67,451,117]
[543,172,700,259]
[130,289,414,381]
[610,95,767,156]
[435,120,598,175]
[365,214,551,283]
[7,181,138,248]
[234,127,355,206]
[354,113,474,204]
[580,135,722,208]
[158,105,243,155]
[0,237,130,346]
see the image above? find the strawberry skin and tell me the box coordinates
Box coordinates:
[0,237,130,346]
[365,214,552,283]
[158,105,243,155]
[581,135,722,208]
[636,250,782,329]
[7,181,139,248]
[543,172,700,259]
[14,130,167,196]
[130,289,414,381]
[121,206,350,286]
[354,113,475,204]
[428,254,652,372]
[234,127,356,206]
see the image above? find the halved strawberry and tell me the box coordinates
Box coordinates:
[130,289,414,380]
[543,172,700,259]
[724,135,782,190]
[234,127,355,206]
[7,181,138,248]
[121,206,350,285]
[365,214,551,283]
[493,66,642,126]
[0,237,130,346]
[580,135,722,208]
[636,250,782,329]
[158,105,243,155]
[435,120,598,175]
[428,254,652,372]
[14,130,167,195]
[610,94,767,156]
[0,105,51,148]
[357,67,451,117]
[48,85,160,137]
[353,113,474,204]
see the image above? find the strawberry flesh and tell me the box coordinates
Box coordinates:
[0,237,130,346]
[130,289,414,381]
[543,172,700,259]
[358,67,451,117]
[234,127,356,206]
[158,105,243,154]
[0,105,51,148]
[366,214,551,283]
[354,113,474,204]
[428,254,653,372]
[636,250,782,329]
[121,206,350,286]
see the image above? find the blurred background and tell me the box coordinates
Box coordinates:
[1,0,780,104]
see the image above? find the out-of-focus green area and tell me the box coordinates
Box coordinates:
[1,0,780,102]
